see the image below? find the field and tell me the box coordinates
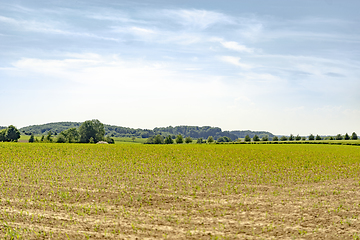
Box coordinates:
[1,143,360,239]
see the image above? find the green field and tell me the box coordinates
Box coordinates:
[1,143,360,239]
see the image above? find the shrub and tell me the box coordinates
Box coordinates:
[176,134,183,144]
[185,136,193,144]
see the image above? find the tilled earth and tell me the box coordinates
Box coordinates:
[1,179,360,239]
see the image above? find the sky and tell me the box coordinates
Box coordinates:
[0,0,359,135]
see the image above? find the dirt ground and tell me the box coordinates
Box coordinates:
[1,178,359,239]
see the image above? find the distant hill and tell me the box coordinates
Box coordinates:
[20,122,82,135]
[19,122,275,140]
[0,126,6,130]
[230,130,274,139]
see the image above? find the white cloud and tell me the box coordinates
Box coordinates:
[0,15,119,41]
[220,56,253,69]
[220,41,254,53]
[11,54,228,99]
[163,9,234,29]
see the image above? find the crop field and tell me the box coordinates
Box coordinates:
[1,143,360,239]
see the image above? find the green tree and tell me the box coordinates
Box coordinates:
[176,134,183,144]
[185,136,193,144]
[29,134,35,143]
[351,132,358,140]
[131,136,136,142]
[272,136,279,141]
[89,137,95,144]
[315,135,322,140]
[301,136,306,141]
[329,136,334,140]
[244,135,251,142]
[288,134,294,141]
[280,136,288,141]
[56,134,66,143]
[60,128,80,143]
[295,134,301,141]
[154,134,164,144]
[5,125,21,142]
[79,119,105,143]
[196,138,203,144]
[261,135,268,141]
[0,129,6,142]
[46,131,53,143]
[335,134,343,140]
[253,135,260,141]
[308,134,315,140]
[344,133,350,140]
[207,136,214,143]
[164,135,174,144]
[105,136,115,144]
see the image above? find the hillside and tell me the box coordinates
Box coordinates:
[19,122,275,140]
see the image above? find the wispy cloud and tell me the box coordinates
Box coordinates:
[0,15,119,41]
[162,9,234,30]
[220,56,253,69]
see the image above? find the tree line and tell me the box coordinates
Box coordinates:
[19,122,274,140]
[23,120,114,144]
[30,119,114,144]
[145,132,358,144]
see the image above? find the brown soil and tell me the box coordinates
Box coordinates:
[1,178,359,239]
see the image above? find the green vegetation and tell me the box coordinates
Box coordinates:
[18,122,274,140]
[0,125,21,142]
[0,143,360,238]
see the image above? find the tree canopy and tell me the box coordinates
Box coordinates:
[0,125,21,142]
[79,119,105,143]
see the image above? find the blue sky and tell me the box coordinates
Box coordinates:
[0,0,359,135]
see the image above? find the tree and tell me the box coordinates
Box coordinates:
[40,135,45,142]
[0,129,6,142]
[56,134,66,143]
[335,134,343,140]
[351,132,358,140]
[5,125,21,142]
[89,137,95,144]
[131,136,136,142]
[154,135,164,144]
[301,136,306,141]
[288,134,294,141]
[79,119,105,143]
[261,135,268,141]
[244,135,251,142]
[207,136,214,143]
[344,133,350,140]
[280,136,288,141]
[61,128,80,143]
[315,135,322,140]
[253,135,260,141]
[176,134,184,144]
[295,134,301,141]
[29,134,35,143]
[164,135,174,144]
[185,136,193,144]
[272,136,279,141]
[196,138,203,144]
[105,136,115,144]
[308,134,315,140]
[329,136,334,140]
[46,131,53,143]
